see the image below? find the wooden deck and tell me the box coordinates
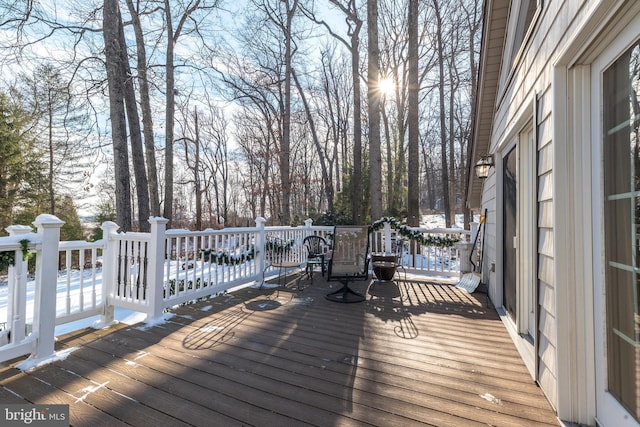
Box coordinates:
[0,275,560,426]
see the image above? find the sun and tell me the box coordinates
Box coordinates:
[377,77,395,96]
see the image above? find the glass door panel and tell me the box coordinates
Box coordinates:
[503,147,517,320]
[603,41,640,422]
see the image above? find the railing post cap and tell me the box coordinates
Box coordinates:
[32,214,65,228]
[5,224,33,235]
[148,216,170,225]
[255,217,266,225]
[304,218,313,227]
[455,241,474,248]
[101,221,119,229]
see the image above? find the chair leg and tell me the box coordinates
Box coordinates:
[326,281,365,303]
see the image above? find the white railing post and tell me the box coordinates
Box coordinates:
[383,222,393,254]
[255,217,266,284]
[30,214,64,362]
[5,225,33,345]
[98,221,119,326]
[470,221,479,244]
[456,241,474,275]
[146,217,169,323]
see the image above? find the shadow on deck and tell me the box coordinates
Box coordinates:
[0,274,560,426]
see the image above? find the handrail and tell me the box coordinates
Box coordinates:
[1,215,468,364]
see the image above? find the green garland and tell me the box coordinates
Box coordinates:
[369,217,460,248]
[199,238,293,267]
[264,238,294,254]
[0,239,33,272]
[201,244,256,265]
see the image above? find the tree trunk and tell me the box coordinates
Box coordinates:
[292,68,334,213]
[448,70,457,225]
[279,0,298,225]
[351,29,363,224]
[47,98,55,215]
[194,109,202,230]
[118,9,150,232]
[382,105,393,214]
[126,0,161,217]
[163,0,175,225]
[433,0,451,228]
[103,0,132,231]
[368,0,383,221]
[407,0,419,227]
[462,0,481,229]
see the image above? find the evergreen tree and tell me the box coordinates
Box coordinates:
[90,202,117,241]
[0,92,40,233]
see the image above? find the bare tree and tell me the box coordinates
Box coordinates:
[116,5,151,231]
[368,0,382,220]
[317,46,350,199]
[264,0,299,225]
[292,67,334,213]
[103,0,132,230]
[460,0,481,229]
[432,0,452,227]
[407,0,419,226]
[200,105,231,227]
[162,0,217,225]
[125,0,161,217]
[301,0,364,223]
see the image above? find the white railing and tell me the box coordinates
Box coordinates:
[369,223,472,277]
[55,239,105,325]
[0,215,64,364]
[0,215,473,365]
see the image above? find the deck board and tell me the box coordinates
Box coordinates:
[0,277,560,426]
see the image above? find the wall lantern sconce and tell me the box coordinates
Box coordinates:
[474,154,494,179]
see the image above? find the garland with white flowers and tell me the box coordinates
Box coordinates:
[369,217,459,248]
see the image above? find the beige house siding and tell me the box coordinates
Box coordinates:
[483,0,588,413]
[480,175,497,289]
[474,0,640,423]
[536,82,556,405]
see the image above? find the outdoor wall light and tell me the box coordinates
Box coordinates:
[474,154,494,179]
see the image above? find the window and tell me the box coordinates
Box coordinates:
[603,40,640,422]
[508,0,540,68]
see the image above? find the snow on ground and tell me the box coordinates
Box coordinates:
[421,213,473,229]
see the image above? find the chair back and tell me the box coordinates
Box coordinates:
[265,237,294,266]
[327,225,370,280]
[303,235,327,258]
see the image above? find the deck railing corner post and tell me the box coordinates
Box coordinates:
[470,221,479,243]
[383,222,393,254]
[99,221,120,326]
[146,217,169,323]
[455,241,474,275]
[255,217,266,282]
[30,214,64,361]
[5,224,34,345]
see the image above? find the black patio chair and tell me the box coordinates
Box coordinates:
[303,235,328,279]
[325,225,370,303]
[261,237,304,290]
